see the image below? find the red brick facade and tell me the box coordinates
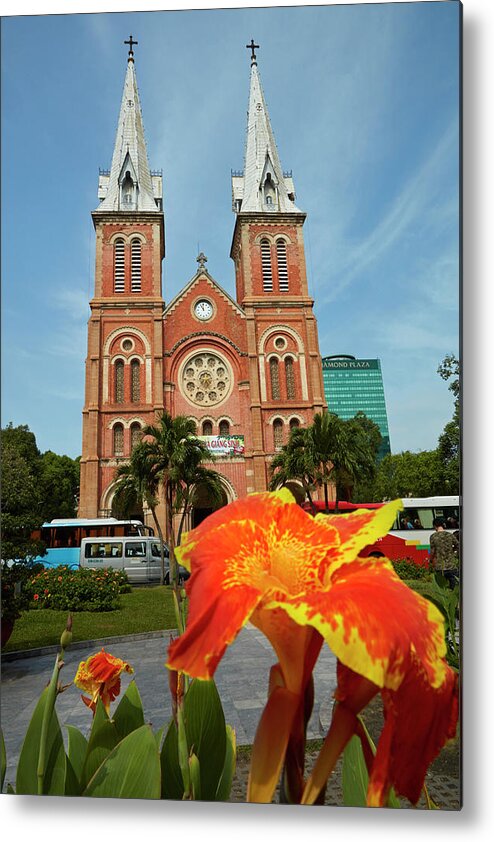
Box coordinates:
[78,56,327,526]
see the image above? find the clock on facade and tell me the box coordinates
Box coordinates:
[194,299,213,320]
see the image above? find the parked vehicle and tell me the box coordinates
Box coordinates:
[80,536,189,584]
[302,495,460,566]
[32,517,154,569]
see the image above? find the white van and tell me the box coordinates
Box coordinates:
[80,536,169,584]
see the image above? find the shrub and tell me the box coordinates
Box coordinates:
[1,561,45,623]
[23,566,131,612]
[392,558,430,581]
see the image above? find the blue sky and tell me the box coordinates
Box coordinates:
[1,1,460,459]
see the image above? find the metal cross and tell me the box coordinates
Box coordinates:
[197,252,208,270]
[125,35,138,57]
[246,39,259,62]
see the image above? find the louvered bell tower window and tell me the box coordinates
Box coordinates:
[285,356,295,399]
[276,240,289,292]
[270,357,280,400]
[131,239,142,292]
[261,239,273,292]
[113,424,124,456]
[114,239,125,293]
[273,419,283,449]
[131,360,140,403]
[115,360,124,403]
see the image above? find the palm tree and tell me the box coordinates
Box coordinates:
[271,412,377,513]
[112,444,168,585]
[141,412,223,585]
[309,412,377,510]
[269,425,317,512]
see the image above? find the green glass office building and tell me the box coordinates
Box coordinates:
[322,355,391,460]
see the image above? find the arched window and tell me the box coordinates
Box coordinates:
[260,239,273,292]
[270,357,280,400]
[130,359,140,403]
[285,356,295,399]
[131,239,142,292]
[273,419,283,449]
[114,360,124,403]
[130,423,142,450]
[289,418,300,432]
[276,239,289,292]
[202,420,213,436]
[219,420,230,436]
[114,239,125,293]
[113,423,124,456]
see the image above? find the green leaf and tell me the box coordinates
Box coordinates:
[183,679,227,801]
[154,725,165,751]
[64,756,81,796]
[113,680,145,740]
[80,698,119,790]
[342,718,401,808]
[1,728,6,792]
[342,735,369,807]
[16,687,66,795]
[65,725,88,793]
[189,752,201,800]
[177,705,191,796]
[160,718,185,800]
[215,725,236,801]
[83,725,161,799]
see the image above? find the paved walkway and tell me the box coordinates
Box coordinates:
[1,625,338,792]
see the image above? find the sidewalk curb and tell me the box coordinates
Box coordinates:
[2,629,178,662]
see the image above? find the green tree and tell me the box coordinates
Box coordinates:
[140,412,222,585]
[437,354,460,495]
[38,452,80,521]
[112,445,167,585]
[373,450,446,500]
[270,412,377,511]
[269,425,317,510]
[1,422,41,474]
[1,440,46,626]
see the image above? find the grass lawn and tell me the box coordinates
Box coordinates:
[4,586,177,653]
[3,578,443,655]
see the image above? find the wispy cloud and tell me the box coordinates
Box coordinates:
[317,120,458,304]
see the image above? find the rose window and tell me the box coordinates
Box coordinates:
[181,352,232,407]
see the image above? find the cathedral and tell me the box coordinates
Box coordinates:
[78,39,327,524]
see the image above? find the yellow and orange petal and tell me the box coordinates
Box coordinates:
[74,649,133,713]
[271,555,448,692]
[367,661,458,806]
[169,492,401,681]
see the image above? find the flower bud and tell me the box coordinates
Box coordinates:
[60,614,73,649]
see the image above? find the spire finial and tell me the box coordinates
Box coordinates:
[196,252,208,270]
[246,39,259,65]
[124,35,138,61]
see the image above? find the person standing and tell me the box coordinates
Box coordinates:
[429,517,460,588]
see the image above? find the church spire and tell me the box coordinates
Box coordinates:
[95,38,160,214]
[232,42,301,215]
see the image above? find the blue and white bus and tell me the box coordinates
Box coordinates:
[34,517,154,569]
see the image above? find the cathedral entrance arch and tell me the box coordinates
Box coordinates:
[191,477,233,529]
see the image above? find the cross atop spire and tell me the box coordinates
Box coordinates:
[124,35,138,61]
[196,252,208,270]
[231,48,301,215]
[94,46,160,214]
[246,39,259,64]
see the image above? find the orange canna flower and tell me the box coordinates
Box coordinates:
[74,648,134,716]
[167,489,458,806]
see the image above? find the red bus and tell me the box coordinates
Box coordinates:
[302,496,460,566]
